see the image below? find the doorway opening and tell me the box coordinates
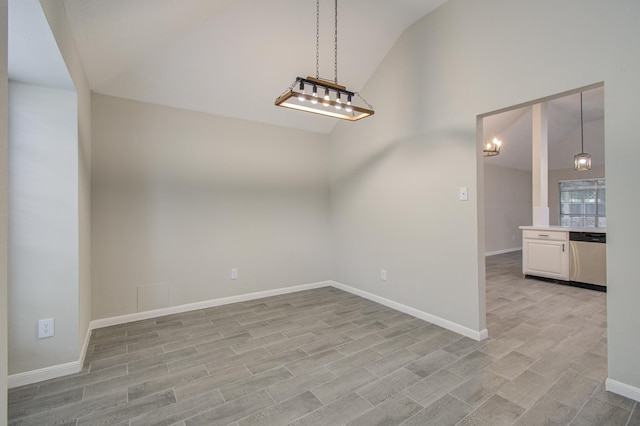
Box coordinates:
[476,85,608,407]
[481,84,604,257]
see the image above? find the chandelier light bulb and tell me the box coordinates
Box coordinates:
[345,94,353,112]
[311,84,318,104]
[322,88,330,106]
[297,81,305,101]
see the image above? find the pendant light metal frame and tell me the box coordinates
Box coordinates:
[574,92,592,171]
[275,0,374,121]
[275,76,374,121]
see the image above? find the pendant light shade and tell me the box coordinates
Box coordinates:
[574,92,592,171]
[574,152,592,171]
[275,0,374,121]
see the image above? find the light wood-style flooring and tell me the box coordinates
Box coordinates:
[8,251,639,425]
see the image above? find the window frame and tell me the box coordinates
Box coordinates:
[559,178,606,228]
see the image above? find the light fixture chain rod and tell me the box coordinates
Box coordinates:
[355,92,374,110]
[275,79,298,101]
[580,92,584,152]
[316,0,320,79]
[334,0,338,83]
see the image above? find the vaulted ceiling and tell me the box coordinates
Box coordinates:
[9,0,605,171]
[483,86,605,171]
[60,0,448,134]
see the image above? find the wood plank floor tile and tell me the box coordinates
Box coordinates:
[8,253,638,425]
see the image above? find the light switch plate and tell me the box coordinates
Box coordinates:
[459,186,469,201]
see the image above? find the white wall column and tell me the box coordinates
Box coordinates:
[532,102,549,226]
[8,83,79,375]
[1,0,9,418]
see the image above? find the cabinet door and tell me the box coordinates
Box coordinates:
[523,239,569,280]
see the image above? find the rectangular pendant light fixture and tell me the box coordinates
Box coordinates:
[275,1,374,121]
[275,76,374,121]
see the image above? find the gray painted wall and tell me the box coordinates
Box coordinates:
[329,0,640,391]
[91,94,332,319]
[484,164,532,254]
[8,82,79,373]
[4,0,92,378]
[1,0,9,418]
[39,0,93,367]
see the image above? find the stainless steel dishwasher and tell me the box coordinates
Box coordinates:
[569,232,606,286]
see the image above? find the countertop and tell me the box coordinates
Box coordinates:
[519,225,607,233]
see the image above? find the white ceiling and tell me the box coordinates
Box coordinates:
[483,86,605,171]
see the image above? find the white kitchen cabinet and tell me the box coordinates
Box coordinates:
[522,229,569,280]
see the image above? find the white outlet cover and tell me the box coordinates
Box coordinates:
[458,186,469,201]
[380,269,387,281]
[38,318,54,339]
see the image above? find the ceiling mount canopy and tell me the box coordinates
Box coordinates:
[574,92,592,171]
[275,0,374,121]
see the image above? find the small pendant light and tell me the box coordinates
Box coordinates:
[574,92,592,171]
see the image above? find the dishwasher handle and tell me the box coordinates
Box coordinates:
[569,232,606,243]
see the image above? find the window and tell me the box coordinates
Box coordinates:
[559,179,606,228]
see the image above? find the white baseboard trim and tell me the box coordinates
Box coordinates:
[8,280,331,388]
[8,278,491,387]
[78,325,92,371]
[606,378,640,402]
[8,361,81,389]
[330,281,488,341]
[485,247,522,257]
[90,280,332,330]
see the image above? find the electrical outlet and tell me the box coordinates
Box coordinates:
[458,186,469,201]
[380,269,387,281]
[38,318,54,339]
[231,268,238,280]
